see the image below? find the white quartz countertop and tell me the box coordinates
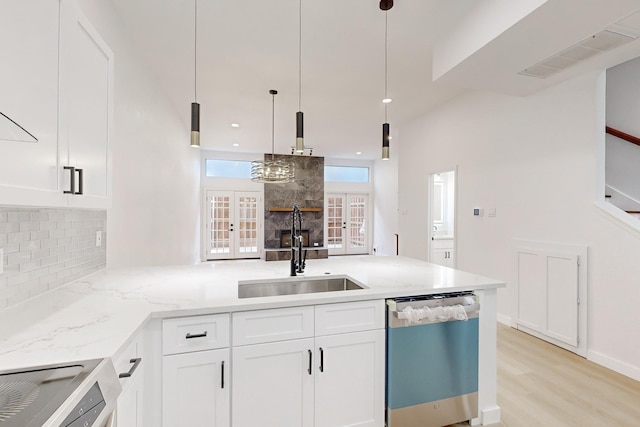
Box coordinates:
[0,256,504,370]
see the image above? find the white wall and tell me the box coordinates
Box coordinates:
[399,71,640,380]
[373,156,398,256]
[77,0,201,267]
[606,57,640,204]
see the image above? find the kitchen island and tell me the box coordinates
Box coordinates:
[0,256,504,426]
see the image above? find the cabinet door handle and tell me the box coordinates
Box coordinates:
[221,360,225,389]
[307,349,312,375]
[319,347,324,373]
[63,166,75,194]
[75,168,83,195]
[185,331,208,339]
[118,358,142,378]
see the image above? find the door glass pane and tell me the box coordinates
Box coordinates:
[327,196,344,249]
[237,195,258,254]
[349,196,366,249]
[209,195,231,254]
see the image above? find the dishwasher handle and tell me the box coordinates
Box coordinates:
[392,303,480,323]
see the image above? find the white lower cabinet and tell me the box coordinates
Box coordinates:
[117,366,144,427]
[231,300,385,427]
[162,349,230,427]
[114,332,145,427]
[315,329,385,427]
[431,239,456,268]
[232,338,315,427]
[161,314,230,427]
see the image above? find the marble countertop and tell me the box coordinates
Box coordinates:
[0,256,504,370]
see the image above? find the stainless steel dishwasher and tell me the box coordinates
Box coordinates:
[386,292,480,427]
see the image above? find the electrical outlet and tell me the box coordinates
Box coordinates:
[96,231,102,247]
[488,208,496,217]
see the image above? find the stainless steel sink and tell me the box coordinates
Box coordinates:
[238,276,365,298]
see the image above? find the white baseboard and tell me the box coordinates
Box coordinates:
[588,350,640,382]
[496,313,511,326]
[481,405,502,425]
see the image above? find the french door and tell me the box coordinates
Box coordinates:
[205,190,262,260]
[326,194,369,255]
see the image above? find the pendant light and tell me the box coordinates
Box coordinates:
[295,0,305,154]
[381,1,392,160]
[251,90,295,183]
[190,0,200,148]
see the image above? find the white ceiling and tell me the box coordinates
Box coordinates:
[111,0,640,160]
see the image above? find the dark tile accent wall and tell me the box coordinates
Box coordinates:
[0,207,106,310]
[264,154,324,250]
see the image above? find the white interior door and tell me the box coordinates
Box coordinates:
[206,191,261,260]
[327,194,369,255]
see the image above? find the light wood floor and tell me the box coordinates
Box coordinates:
[494,323,640,427]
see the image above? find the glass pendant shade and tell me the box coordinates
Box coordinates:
[251,89,295,183]
[251,159,294,183]
[190,102,200,147]
[382,122,390,160]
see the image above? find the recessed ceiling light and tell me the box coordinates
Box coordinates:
[231,123,240,128]
[232,143,239,147]
[382,98,392,104]
[356,151,362,155]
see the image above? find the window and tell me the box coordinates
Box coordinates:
[324,166,369,183]
[205,159,252,178]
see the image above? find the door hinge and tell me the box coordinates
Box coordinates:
[577,298,580,305]
[577,336,580,345]
[577,256,580,266]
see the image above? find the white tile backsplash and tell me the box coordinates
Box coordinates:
[0,206,106,309]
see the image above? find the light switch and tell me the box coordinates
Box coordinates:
[473,208,483,217]
[96,231,102,247]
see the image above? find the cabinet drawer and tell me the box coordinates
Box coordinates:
[315,300,385,336]
[232,306,314,346]
[431,239,454,249]
[163,314,230,355]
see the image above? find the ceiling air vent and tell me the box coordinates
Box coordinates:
[519,29,637,79]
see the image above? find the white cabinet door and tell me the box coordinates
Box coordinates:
[117,366,144,427]
[232,338,314,427]
[162,349,229,427]
[59,0,113,208]
[315,330,385,427]
[0,0,62,207]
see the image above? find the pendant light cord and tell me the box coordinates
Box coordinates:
[384,11,388,122]
[298,0,302,111]
[194,0,198,102]
[271,92,275,160]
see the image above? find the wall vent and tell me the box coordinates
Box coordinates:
[519,28,638,79]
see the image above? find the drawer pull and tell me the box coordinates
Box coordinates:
[221,361,225,389]
[119,358,142,378]
[185,331,208,339]
[319,347,324,372]
[307,349,312,375]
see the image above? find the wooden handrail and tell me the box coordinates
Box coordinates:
[606,126,640,147]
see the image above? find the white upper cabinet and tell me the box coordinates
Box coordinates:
[0,0,113,208]
[0,0,62,206]
[59,0,113,208]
